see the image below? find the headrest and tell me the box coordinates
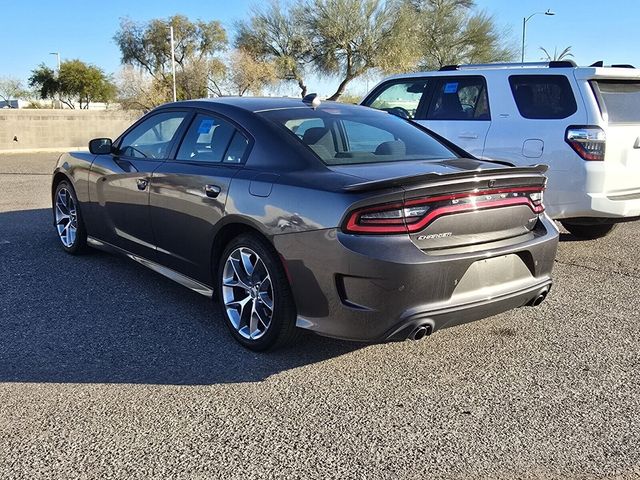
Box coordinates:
[374,140,406,156]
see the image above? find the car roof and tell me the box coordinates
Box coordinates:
[165,97,370,114]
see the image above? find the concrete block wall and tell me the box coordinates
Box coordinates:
[0,110,143,151]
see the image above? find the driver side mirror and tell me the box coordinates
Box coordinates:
[89,138,113,155]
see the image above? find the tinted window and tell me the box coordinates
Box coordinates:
[223,131,249,164]
[366,80,428,119]
[595,81,640,123]
[177,114,236,163]
[119,112,187,159]
[287,118,324,139]
[342,120,394,152]
[259,107,456,166]
[427,76,490,120]
[509,75,577,119]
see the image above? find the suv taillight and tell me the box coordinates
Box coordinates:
[343,187,545,234]
[566,126,606,161]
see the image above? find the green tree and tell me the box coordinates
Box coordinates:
[407,0,516,70]
[235,1,312,97]
[0,76,28,107]
[114,15,227,101]
[540,46,573,62]
[27,65,58,101]
[302,0,414,101]
[29,60,116,108]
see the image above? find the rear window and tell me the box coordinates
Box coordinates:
[594,81,640,123]
[509,75,577,119]
[259,107,456,165]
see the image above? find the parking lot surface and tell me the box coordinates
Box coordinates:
[0,152,639,479]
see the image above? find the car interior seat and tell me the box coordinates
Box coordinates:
[302,127,336,158]
[434,93,465,119]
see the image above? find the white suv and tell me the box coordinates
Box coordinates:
[361,61,640,238]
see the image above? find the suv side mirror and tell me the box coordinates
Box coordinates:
[89,138,113,155]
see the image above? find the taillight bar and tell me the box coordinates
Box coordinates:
[566,125,606,161]
[344,187,545,234]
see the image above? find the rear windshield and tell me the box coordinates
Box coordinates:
[259,106,456,165]
[509,75,577,119]
[594,81,640,123]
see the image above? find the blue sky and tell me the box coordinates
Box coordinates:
[2,0,639,97]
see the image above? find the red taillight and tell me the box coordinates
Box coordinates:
[343,187,545,234]
[566,125,606,161]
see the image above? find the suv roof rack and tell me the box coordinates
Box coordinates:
[439,60,577,71]
[589,61,635,68]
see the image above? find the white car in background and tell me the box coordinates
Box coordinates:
[362,61,640,239]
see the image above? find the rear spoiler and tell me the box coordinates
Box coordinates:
[343,164,548,192]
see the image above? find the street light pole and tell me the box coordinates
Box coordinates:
[521,9,555,63]
[49,52,61,72]
[49,52,61,109]
[169,26,177,102]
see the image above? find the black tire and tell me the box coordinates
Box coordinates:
[53,180,88,254]
[561,221,617,240]
[217,233,299,351]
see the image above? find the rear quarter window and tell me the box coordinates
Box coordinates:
[509,75,577,119]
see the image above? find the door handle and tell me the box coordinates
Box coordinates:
[204,184,222,198]
[136,178,149,191]
[458,132,479,139]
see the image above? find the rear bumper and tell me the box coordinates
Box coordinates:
[550,189,640,220]
[547,160,640,219]
[383,280,551,341]
[273,214,559,342]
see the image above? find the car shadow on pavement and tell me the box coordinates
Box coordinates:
[558,232,598,242]
[0,209,362,385]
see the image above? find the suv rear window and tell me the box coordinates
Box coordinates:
[509,75,577,119]
[259,107,456,165]
[594,80,640,123]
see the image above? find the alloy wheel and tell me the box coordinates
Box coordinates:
[222,247,274,340]
[55,187,78,248]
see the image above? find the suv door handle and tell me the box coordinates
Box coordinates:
[204,184,221,198]
[136,178,149,191]
[458,132,479,139]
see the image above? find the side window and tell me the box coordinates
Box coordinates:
[365,80,428,119]
[118,111,187,159]
[509,75,577,119]
[176,114,236,163]
[427,77,490,121]
[223,131,249,164]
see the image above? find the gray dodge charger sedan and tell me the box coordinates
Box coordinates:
[52,96,559,350]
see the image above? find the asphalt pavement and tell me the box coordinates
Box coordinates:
[0,152,638,479]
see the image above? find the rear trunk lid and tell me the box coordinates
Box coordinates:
[336,159,547,251]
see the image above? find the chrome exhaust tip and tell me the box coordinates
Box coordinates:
[409,324,432,341]
[529,290,548,307]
